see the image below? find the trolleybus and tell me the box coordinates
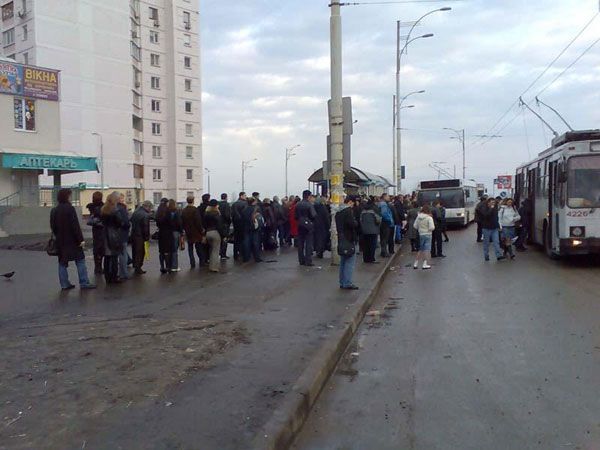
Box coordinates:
[515,130,600,258]
[416,179,478,226]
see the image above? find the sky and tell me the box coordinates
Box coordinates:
[199,0,600,198]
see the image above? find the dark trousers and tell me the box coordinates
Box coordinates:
[476,222,483,241]
[188,241,202,267]
[233,223,243,259]
[410,238,419,252]
[242,230,262,262]
[103,255,119,283]
[380,225,391,257]
[387,226,395,254]
[131,236,145,270]
[515,225,528,249]
[220,236,228,257]
[431,229,443,257]
[363,234,377,262]
[314,228,327,257]
[93,254,103,274]
[297,230,314,265]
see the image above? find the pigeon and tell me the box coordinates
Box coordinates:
[2,271,15,279]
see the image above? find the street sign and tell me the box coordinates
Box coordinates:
[500,191,508,198]
[496,175,512,189]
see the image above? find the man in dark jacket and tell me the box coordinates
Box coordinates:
[218,193,232,259]
[516,198,531,251]
[117,194,131,280]
[430,200,445,258]
[130,200,152,274]
[231,192,247,260]
[336,195,359,290]
[313,197,331,259]
[480,198,505,261]
[295,190,318,266]
[182,196,204,268]
[197,193,211,264]
[475,195,488,242]
[241,197,262,262]
[50,188,96,290]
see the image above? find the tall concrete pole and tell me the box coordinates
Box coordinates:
[395,20,402,194]
[392,94,397,195]
[329,0,344,265]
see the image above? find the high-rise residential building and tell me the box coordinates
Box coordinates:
[0,0,203,204]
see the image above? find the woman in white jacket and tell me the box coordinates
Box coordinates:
[413,204,436,270]
[498,198,521,260]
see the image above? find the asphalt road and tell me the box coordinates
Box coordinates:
[294,226,600,450]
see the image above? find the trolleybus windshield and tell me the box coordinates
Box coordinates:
[567,155,600,208]
[417,189,465,208]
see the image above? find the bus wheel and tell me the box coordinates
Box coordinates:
[544,224,559,260]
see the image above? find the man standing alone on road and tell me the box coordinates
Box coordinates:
[295,190,317,266]
[130,200,153,274]
[336,195,359,290]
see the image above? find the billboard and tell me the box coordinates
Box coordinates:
[0,61,59,101]
[496,175,512,190]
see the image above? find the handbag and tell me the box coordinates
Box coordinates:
[46,234,58,256]
[337,238,355,257]
[299,217,314,233]
[87,216,103,228]
[179,235,185,251]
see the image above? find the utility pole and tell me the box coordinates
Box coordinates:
[329,0,344,266]
[461,128,466,180]
[205,168,211,194]
[392,94,397,195]
[395,20,402,194]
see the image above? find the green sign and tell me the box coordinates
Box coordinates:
[1,153,98,172]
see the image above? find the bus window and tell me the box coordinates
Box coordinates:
[440,189,465,208]
[567,156,600,208]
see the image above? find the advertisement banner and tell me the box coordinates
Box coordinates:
[0,62,59,101]
[496,175,513,190]
[0,61,23,96]
[23,66,60,101]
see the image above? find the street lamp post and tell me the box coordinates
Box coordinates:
[395,89,424,193]
[444,127,466,179]
[205,168,211,194]
[396,7,450,193]
[91,132,104,194]
[285,144,301,198]
[241,158,257,192]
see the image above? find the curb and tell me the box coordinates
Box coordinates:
[253,249,403,450]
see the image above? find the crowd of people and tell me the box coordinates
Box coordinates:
[48,186,529,291]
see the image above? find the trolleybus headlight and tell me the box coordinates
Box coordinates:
[590,141,600,152]
[570,226,585,238]
[456,212,464,217]
[572,240,583,247]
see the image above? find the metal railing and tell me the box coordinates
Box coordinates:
[0,188,81,208]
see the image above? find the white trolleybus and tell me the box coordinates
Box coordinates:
[515,130,600,258]
[416,179,478,226]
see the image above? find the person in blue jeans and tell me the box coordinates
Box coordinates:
[336,195,359,290]
[50,188,96,291]
[479,198,506,262]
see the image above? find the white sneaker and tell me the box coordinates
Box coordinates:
[413,262,419,270]
[422,262,431,270]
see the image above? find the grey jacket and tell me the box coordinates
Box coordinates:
[360,209,382,235]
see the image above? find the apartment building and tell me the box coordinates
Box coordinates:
[0,0,203,204]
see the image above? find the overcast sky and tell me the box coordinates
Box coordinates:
[200,0,600,198]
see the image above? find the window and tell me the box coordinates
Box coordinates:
[133,140,143,155]
[184,56,191,69]
[185,101,192,113]
[149,7,158,20]
[14,98,35,131]
[3,28,15,46]
[153,192,163,205]
[152,122,161,135]
[2,2,14,21]
[186,169,193,181]
[152,145,162,158]
[152,169,162,181]
[151,76,160,89]
[22,52,28,64]
[183,33,191,46]
[183,11,191,29]
[130,41,141,60]
[185,146,193,159]
[22,24,27,41]
[150,53,160,66]
[151,99,161,112]
[185,123,193,136]
[184,79,192,91]
[567,156,600,208]
[149,30,159,44]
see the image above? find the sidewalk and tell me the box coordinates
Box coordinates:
[0,243,401,449]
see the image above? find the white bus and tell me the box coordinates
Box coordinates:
[416,179,478,226]
[515,130,600,258]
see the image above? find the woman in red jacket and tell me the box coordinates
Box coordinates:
[288,196,299,247]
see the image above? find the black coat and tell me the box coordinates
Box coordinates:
[157,209,181,254]
[480,205,500,230]
[86,201,104,257]
[50,202,85,264]
[336,205,358,244]
[218,201,232,226]
[101,209,125,256]
[231,199,247,225]
[130,207,151,241]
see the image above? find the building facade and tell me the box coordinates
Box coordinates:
[0,0,203,204]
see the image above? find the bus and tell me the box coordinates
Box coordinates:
[416,179,478,226]
[515,130,600,258]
